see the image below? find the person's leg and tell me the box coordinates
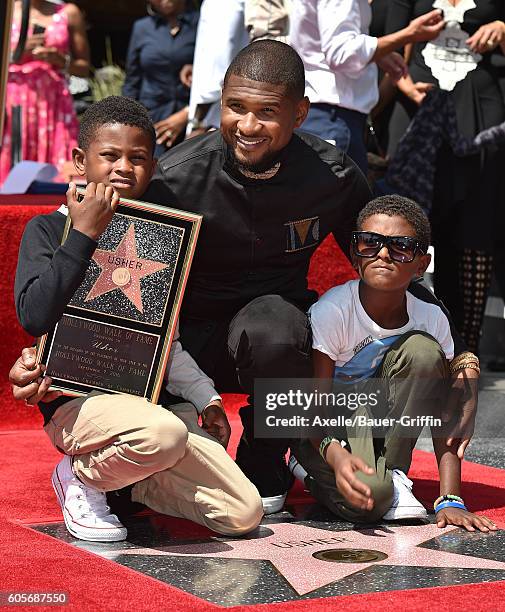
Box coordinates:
[302,103,368,174]
[432,240,464,333]
[377,331,450,473]
[375,331,450,520]
[46,392,189,491]
[293,419,393,523]
[49,395,261,537]
[331,107,368,175]
[458,249,493,355]
[45,392,189,541]
[303,103,351,151]
[228,295,312,501]
[292,332,449,522]
[132,402,263,536]
[435,231,493,357]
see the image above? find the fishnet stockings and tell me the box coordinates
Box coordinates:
[459,249,493,354]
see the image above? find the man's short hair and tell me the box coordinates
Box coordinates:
[78,96,156,153]
[357,194,431,252]
[223,40,305,100]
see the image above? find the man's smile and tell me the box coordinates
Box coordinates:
[235,134,268,150]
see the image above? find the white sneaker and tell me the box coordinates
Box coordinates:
[261,493,287,515]
[382,469,428,521]
[52,455,127,542]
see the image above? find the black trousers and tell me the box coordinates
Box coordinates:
[171,295,312,497]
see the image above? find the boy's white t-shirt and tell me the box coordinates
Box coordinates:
[309,280,455,382]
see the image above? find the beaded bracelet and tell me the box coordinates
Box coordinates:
[433,494,464,510]
[435,500,467,513]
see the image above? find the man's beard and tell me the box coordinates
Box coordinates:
[229,146,282,174]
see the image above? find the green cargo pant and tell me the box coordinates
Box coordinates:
[292,331,450,523]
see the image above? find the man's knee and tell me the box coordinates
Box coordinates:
[135,413,188,470]
[229,296,311,384]
[230,295,310,351]
[207,483,263,536]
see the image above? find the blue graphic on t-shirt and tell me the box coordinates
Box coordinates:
[334,336,401,383]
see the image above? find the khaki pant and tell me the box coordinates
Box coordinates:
[293,332,450,522]
[44,394,262,536]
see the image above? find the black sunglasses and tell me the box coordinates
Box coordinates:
[352,231,425,263]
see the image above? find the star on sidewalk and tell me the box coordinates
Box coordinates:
[116,522,505,595]
[86,224,168,313]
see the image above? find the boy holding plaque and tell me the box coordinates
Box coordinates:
[14,96,262,543]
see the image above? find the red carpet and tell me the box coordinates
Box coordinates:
[2,423,505,611]
[2,200,505,609]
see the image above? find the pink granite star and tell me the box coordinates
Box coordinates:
[86,224,168,313]
[118,522,505,595]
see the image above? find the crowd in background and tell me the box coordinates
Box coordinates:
[2,0,505,361]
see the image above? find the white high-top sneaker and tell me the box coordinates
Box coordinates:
[52,455,127,542]
[382,469,428,521]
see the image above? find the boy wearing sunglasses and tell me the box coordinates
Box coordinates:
[290,195,495,532]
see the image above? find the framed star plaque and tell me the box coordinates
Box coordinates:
[36,189,202,404]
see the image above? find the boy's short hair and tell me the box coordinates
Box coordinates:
[357,194,431,252]
[223,40,305,101]
[78,96,156,153]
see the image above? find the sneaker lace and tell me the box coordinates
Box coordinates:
[390,469,414,505]
[393,469,413,489]
[74,482,114,519]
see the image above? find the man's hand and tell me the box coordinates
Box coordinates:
[441,368,479,459]
[376,52,408,83]
[436,507,497,532]
[154,107,189,148]
[405,9,445,43]
[201,402,231,447]
[9,347,62,405]
[67,182,119,241]
[326,442,375,511]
